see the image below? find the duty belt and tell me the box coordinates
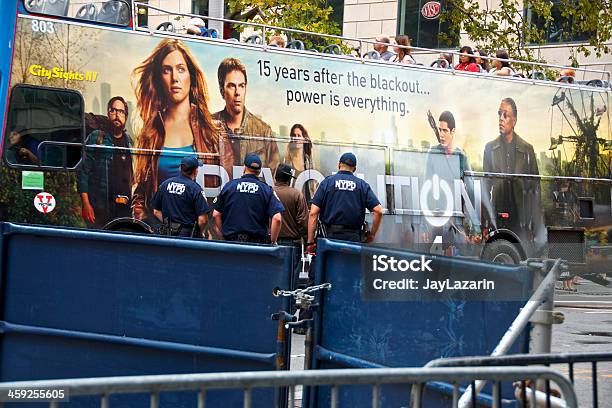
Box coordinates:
[161,219,196,237]
[227,233,269,244]
[325,224,361,232]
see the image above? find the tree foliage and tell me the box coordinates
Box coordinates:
[227,0,342,49]
[443,0,612,63]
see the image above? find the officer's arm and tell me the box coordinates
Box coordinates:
[197,214,208,237]
[307,204,321,245]
[366,204,383,243]
[212,210,224,240]
[153,209,163,222]
[270,212,282,244]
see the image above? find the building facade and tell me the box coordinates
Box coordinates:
[342,0,612,73]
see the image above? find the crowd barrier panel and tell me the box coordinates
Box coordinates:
[308,239,536,407]
[0,223,294,407]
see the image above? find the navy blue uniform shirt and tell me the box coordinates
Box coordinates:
[213,174,285,239]
[151,174,210,225]
[311,170,380,229]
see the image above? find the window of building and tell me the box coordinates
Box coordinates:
[191,0,209,16]
[397,0,458,49]
[4,85,84,169]
[24,0,131,26]
[525,1,594,44]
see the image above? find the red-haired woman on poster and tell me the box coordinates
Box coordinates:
[131,39,233,222]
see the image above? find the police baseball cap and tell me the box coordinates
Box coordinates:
[244,153,262,170]
[339,152,357,167]
[276,163,295,179]
[181,156,199,171]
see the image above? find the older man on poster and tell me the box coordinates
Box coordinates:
[483,97,542,241]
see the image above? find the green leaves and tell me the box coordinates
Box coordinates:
[227,0,342,50]
[445,0,611,64]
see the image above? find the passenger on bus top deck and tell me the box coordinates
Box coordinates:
[439,53,453,68]
[268,35,286,48]
[489,50,516,76]
[373,35,395,61]
[454,46,480,72]
[212,153,285,244]
[474,49,490,72]
[392,35,416,65]
[307,153,383,249]
[558,68,576,83]
[131,39,233,222]
[184,17,207,36]
[213,58,280,173]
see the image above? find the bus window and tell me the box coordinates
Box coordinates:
[24,0,131,27]
[4,85,84,169]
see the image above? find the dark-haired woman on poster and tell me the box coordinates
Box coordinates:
[283,124,318,204]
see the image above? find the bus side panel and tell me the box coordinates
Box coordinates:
[0,1,18,143]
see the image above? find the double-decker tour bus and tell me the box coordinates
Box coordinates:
[0,0,610,282]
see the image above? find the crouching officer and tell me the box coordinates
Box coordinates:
[307,152,383,249]
[212,153,285,244]
[151,156,210,238]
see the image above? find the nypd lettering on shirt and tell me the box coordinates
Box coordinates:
[237,182,259,193]
[167,182,186,195]
[335,180,356,191]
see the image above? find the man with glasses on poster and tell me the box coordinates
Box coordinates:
[78,96,133,228]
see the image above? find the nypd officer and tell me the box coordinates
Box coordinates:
[212,153,285,244]
[307,152,383,248]
[151,156,210,237]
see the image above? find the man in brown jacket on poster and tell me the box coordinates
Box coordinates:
[213,57,280,174]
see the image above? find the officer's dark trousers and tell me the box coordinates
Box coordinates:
[176,228,195,238]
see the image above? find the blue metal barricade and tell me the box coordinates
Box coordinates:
[308,239,535,407]
[0,223,294,407]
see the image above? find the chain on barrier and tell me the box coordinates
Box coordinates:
[273,283,332,310]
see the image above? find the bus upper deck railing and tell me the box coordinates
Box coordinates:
[130,2,611,87]
[0,366,578,408]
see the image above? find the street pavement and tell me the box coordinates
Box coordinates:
[552,276,612,406]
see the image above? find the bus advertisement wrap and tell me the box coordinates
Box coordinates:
[2,17,611,272]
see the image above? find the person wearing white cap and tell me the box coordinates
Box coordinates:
[185,17,208,36]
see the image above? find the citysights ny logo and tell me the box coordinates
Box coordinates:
[372,254,433,272]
